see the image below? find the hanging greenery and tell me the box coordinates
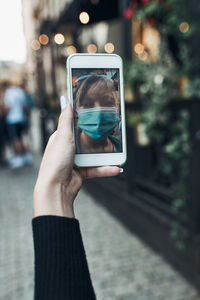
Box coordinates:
[124,0,200,249]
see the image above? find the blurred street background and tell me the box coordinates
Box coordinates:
[0,156,200,300]
[1,0,200,299]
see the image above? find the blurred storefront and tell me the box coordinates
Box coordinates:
[22,0,200,288]
[22,0,127,148]
[0,61,26,85]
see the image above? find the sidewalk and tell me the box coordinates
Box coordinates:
[0,156,200,300]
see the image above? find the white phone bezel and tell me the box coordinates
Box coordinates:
[66,53,127,167]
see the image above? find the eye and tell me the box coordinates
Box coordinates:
[108,100,115,106]
[81,98,94,108]
[103,97,115,106]
[83,102,93,108]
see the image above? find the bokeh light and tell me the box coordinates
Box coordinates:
[66,45,77,55]
[90,0,99,4]
[104,42,115,53]
[179,22,189,33]
[134,43,144,54]
[154,74,164,85]
[54,33,65,45]
[138,51,148,61]
[79,12,90,24]
[87,44,97,53]
[39,34,49,45]
[31,40,40,51]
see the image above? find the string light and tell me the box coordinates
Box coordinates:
[79,12,90,24]
[179,22,189,33]
[39,34,49,45]
[31,40,40,51]
[87,44,97,53]
[66,45,77,55]
[104,42,115,53]
[54,33,65,45]
[134,43,144,54]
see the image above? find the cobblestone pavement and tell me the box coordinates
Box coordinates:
[0,156,200,300]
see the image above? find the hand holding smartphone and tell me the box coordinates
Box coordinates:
[67,54,126,167]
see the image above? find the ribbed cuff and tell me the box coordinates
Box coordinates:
[32,215,80,259]
[32,215,96,300]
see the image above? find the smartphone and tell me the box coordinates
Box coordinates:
[67,53,126,167]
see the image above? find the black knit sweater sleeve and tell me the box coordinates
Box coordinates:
[32,216,96,300]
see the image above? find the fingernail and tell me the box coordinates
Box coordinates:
[120,168,124,173]
[60,96,67,110]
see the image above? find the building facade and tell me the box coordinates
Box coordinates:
[22,0,200,287]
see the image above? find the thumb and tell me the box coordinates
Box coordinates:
[57,96,73,137]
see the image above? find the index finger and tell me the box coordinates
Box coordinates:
[79,166,122,179]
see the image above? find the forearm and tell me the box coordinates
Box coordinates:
[33,181,75,218]
[32,216,96,300]
[32,98,120,300]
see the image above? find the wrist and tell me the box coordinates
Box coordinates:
[33,180,75,218]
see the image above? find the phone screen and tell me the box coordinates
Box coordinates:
[72,68,123,154]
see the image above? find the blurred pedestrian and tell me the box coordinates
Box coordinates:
[20,80,35,132]
[21,81,35,110]
[0,83,8,166]
[3,81,32,168]
[32,96,122,299]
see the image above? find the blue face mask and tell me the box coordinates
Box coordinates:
[77,107,120,140]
